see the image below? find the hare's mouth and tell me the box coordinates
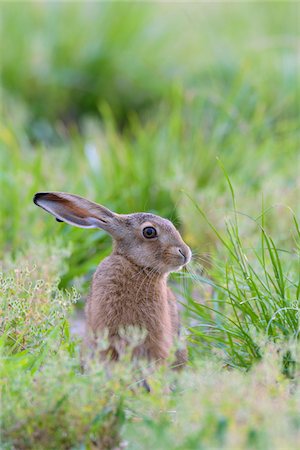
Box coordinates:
[166,258,188,272]
[172,252,191,267]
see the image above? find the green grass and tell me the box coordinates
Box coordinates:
[186,193,300,370]
[1,248,300,449]
[1,2,299,448]
[1,88,298,286]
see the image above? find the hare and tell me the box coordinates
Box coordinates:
[33,192,191,366]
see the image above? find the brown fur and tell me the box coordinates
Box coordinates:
[33,192,191,365]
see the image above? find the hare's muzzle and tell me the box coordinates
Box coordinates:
[177,246,191,265]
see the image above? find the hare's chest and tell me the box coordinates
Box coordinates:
[90,279,170,332]
[88,258,171,335]
[108,287,170,329]
[126,292,170,328]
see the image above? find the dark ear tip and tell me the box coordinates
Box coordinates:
[33,192,47,205]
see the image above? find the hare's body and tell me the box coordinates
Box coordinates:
[86,253,176,360]
[33,192,191,365]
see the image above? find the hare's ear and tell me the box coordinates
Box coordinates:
[33,192,118,231]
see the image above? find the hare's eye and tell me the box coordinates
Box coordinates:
[143,226,157,239]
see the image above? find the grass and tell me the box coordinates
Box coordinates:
[1,88,298,286]
[187,194,300,370]
[1,248,300,449]
[1,1,299,448]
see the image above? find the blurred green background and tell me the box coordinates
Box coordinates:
[1,3,300,448]
[1,1,299,286]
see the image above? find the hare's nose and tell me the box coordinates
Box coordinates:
[178,246,192,264]
[178,248,187,263]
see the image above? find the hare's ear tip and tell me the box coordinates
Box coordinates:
[33,192,48,205]
[32,192,45,206]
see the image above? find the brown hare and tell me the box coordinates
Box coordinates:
[33,192,191,366]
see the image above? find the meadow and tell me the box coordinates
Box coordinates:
[1,2,299,449]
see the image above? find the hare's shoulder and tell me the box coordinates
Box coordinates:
[92,255,140,297]
[94,254,125,273]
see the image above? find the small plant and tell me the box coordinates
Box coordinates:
[0,245,78,355]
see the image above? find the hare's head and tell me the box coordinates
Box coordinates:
[33,192,191,274]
